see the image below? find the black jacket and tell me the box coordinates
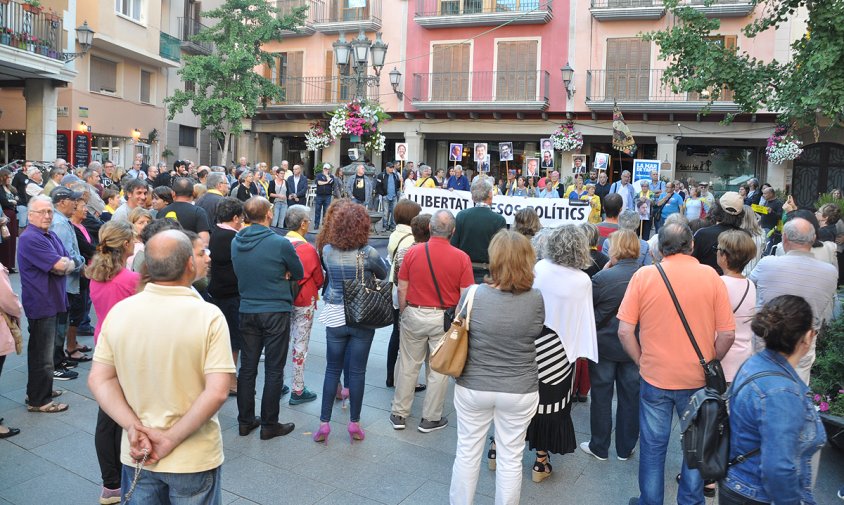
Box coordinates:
[591,258,640,362]
[375,171,401,197]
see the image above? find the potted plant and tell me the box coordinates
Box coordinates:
[304,122,333,152]
[810,308,844,451]
[0,29,11,46]
[22,0,42,14]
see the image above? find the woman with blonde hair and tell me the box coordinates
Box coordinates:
[739,204,765,276]
[86,220,141,505]
[126,207,152,268]
[451,230,545,505]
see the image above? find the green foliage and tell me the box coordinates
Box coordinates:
[161,147,175,159]
[643,0,844,129]
[811,305,844,416]
[165,0,307,143]
[815,192,844,217]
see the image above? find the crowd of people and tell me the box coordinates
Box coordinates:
[0,154,840,505]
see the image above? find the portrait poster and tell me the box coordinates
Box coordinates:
[474,143,489,172]
[540,149,554,169]
[539,138,554,153]
[524,157,540,178]
[499,142,514,162]
[594,152,609,171]
[395,143,408,162]
[571,154,587,175]
[637,197,652,222]
[449,143,463,162]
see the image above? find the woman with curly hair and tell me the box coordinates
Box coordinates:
[313,201,387,444]
[86,220,140,505]
[126,207,152,269]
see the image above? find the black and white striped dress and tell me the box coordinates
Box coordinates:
[525,325,576,455]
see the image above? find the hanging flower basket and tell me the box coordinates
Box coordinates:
[328,100,390,154]
[766,124,803,164]
[549,120,584,152]
[304,122,333,152]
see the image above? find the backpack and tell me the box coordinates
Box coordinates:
[679,370,790,480]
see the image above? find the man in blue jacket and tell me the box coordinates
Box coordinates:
[609,170,637,212]
[231,196,303,441]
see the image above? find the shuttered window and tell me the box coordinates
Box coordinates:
[330,0,369,22]
[605,38,650,101]
[90,56,118,94]
[688,36,737,101]
[431,43,470,101]
[496,40,538,101]
[277,52,303,103]
[140,70,152,104]
[325,50,352,103]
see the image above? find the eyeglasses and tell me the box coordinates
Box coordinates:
[30,209,54,216]
[715,247,728,254]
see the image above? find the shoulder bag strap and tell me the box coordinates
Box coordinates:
[461,284,479,332]
[392,233,412,264]
[733,279,751,314]
[425,243,447,308]
[655,262,707,367]
[727,369,793,466]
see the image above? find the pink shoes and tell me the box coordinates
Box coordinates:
[313,422,331,443]
[348,422,365,442]
[335,385,350,409]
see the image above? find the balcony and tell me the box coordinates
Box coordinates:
[590,0,665,20]
[178,17,213,55]
[276,0,317,37]
[0,0,74,82]
[411,70,550,111]
[687,0,754,18]
[312,0,381,34]
[267,75,379,112]
[414,0,552,28]
[159,32,181,62]
[584,68,739,112]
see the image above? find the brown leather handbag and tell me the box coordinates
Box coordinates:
[430,284,479,378]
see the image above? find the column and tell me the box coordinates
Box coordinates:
[766,161,790,191]
[322,141,341,170]
[405,130,425,165]
[23,79,58,162]
[436,141,448,172]
[371,151,382,171]
[656,135,679,181]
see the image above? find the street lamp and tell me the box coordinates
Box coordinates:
[333,29,388,102]
[561,62,575,99]
[62,21,95,62]
[389,67,403,100]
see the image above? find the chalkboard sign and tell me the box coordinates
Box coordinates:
[73,133,90,168]
[56,131,69,163]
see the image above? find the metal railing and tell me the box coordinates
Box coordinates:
[585,68,734,102]
[590,0,659,8]
[0,0,66,59]
[415,0,548,16]
[313,0,381,24]
[411,70,549,103]
[177,17,212,53]
[269,75,379,105]
[276,0,319,23]
[159,31,181,62]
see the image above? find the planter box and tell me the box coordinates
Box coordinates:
[0,34,10,45]
[821,412,844,451]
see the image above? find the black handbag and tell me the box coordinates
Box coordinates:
[343,249,393,329]
[424,243,456,332]
[655,263,727,394]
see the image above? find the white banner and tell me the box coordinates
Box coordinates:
[402,186,589,227]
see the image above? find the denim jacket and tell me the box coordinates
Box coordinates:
[724,349,825,504]
[321,244,388,305]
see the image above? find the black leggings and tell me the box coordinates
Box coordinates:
[94,408,122,490]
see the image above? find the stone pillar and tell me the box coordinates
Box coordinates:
[766,161,790,191]
[656,135,679,181]
[24,79,58,162]
[322,142,341,169]
[405,130,425,165]
[371,150,382,171]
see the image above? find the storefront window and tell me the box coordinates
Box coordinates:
[675,146,759,193]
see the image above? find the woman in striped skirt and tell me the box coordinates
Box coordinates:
[526,224,598,482]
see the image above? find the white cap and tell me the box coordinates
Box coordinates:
[322,163,331,170]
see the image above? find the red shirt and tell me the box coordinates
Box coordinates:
[287,233,325,307]
[398,237,473,307]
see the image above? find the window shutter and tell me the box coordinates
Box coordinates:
[90,57,118,94]
[288,51,304,103]
[605,38,649,101]
[325,50,335,102]
[496,40,537,100]
[431,43,470,101]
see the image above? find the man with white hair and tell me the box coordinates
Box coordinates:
[748,217,837,383]
[609,170,637,211]
[25,166,44,199]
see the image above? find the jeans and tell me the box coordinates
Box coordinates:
[637,378,704,505]
[95,408,122,489]
[271,202,287,228]
[26,316,56,408]
[314,194,332,228]
[237,312,291,427]
[320,324,375,423]
[587,359,640,459]
[450,385,539,505]
[212,296,241,352]
[386,308,400,386]
[383,197,396,230]
[718,486,768,505]
[120,465,222,505]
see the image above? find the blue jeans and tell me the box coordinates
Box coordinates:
[314,194,331,228]
[237,312,290,427]
[383,197,396,229]
[26,316,56,408]
[271,202,287,228]
[320,324,375,423]
[120,465,222,504]
[637,378,704,505]
[588,359,639,459]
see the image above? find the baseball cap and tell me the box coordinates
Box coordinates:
[323,163,332,170]
[699,181,710,186]
[385,162,394,168]
[61,174,82,186]
[719,191,744,216]
[51,187,83,204]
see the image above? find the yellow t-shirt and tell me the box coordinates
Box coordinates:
[416,177,437,188]
[94,283,235,473]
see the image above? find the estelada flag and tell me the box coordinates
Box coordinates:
[612,103,637,156]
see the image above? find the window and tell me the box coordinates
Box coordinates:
[184,79,195,93]
[140,70,152,104]
[495,40,538,101]
[688,36,737,101]
[179,125,197,147]
[116,0,142,21]
[605,38,651,101]
[330,0,369,22]
[438,0,482,14]
[431,43,471,101]
[90,56,118,94]
[325,50,352,102]
[276,52,303,104]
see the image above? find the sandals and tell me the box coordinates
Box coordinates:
[532,452,552,483]
[68,345,92,353]
[27,402,69,413]
[0,420,20,438]
[65,349,92,362]
[24,390,63,405]
[487,437,496,471]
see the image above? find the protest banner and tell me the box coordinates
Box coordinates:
[403,186,589,227]
[633,159,660,184]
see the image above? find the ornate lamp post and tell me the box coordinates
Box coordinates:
[333,30,387,102]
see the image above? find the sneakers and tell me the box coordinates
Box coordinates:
[579,441,607,461]
[59,358,78,369]
[618,448,635,461]
[99,486,121,505]
[289,387,317,405]
[418,418,448,433]
[282,384,290,396]
[389,414,406,430]
[53,367,78,381]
